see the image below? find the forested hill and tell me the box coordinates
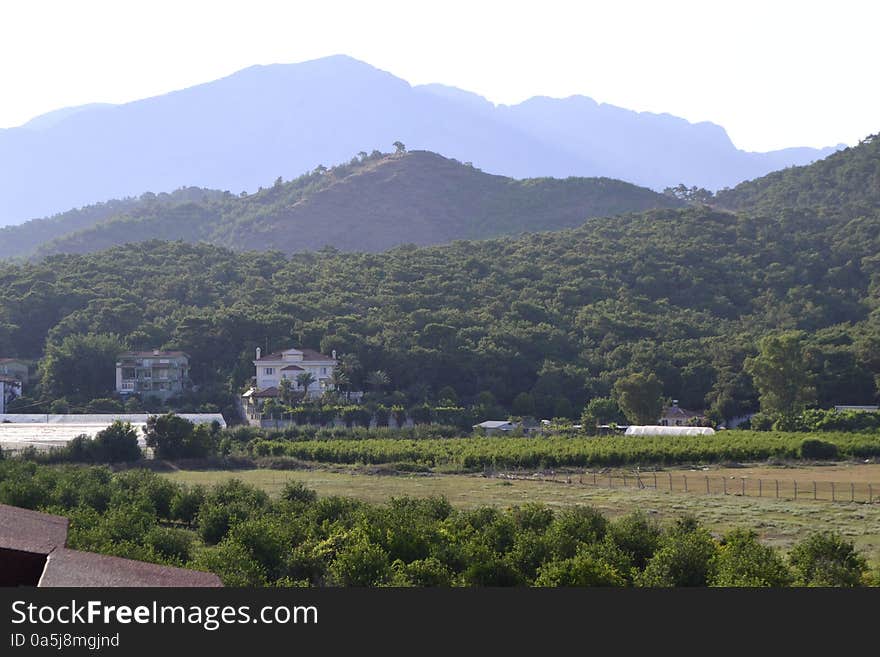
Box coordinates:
[0,187,226,260]
[714,133,880,214]
[2,203,878,420]
[15,150,682,258]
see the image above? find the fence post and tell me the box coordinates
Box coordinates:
[851,483,855,503]
[683,475,688,492]
[653,472,658,489]
[813,481,817,500]
[775,480,779,498]
[869,484,873,504]
[594,472,597,486]
[623,474,627,488]
[609,473,613,488]
[741,478,745,496]
[758,479,762,497]
[794,481,798,499]
[668,472,673,490]
[706,476,710,494]
[831,482,835,502]
[723,477,727,495]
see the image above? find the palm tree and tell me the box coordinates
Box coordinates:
[329,367,350,398]
[278,377,293,405]
[296,372,317,399]
[366,370,390,394]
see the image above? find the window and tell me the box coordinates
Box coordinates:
[322,367,327,375]
[265,368,274,375]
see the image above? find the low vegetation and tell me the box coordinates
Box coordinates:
[0,460,875,587]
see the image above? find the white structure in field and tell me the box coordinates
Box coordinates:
[625,425,715,436]
[0,413,226,453]
[250,347,338,399]
[0,376,22,414]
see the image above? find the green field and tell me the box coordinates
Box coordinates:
[162,468,880,564]
[245,431,880,470]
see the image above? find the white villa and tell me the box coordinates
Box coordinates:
[243,347,338,411]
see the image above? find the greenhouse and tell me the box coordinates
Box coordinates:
[624,425,715,436]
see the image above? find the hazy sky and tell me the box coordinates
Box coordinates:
[2,0,877,152]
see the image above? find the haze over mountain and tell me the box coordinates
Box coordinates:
[0,55,842,227]
[0,150,683,259]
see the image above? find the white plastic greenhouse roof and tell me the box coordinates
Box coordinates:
[624,425,715,436]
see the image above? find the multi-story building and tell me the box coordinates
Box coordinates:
[115,350,190,401]
[0,359,29,385]
[0,376,22,413]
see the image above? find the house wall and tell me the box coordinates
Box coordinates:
[0,362,29,385]
[255,360,335,396]
[0,380,23,414]
[116,356,189,400]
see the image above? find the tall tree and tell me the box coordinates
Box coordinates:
[613,373,664,425]
[744,332,815,418]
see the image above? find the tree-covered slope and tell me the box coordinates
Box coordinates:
[714,133,880,213]
[2,204,878,419]
[26,150,682,257]
[0,187,226,260]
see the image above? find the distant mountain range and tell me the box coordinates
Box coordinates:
[0,55,843,227]
[0,150,683,259]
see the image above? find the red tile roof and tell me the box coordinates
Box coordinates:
[0,504,69,555]
[39,549,222,587]
[0,503,222,587]
[256,347,334,361]
[119,351,189,358]
[281,364,305,371]
[252,386,280,398]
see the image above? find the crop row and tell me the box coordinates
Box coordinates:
[249,431,880,469]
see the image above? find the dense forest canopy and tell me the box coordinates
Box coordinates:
[714,133,880,214]
[2,198,879,419]
[0,150,682,260]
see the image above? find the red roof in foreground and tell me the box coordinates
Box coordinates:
[40,549,221,587]
[0,504,69,555]
[0,503,221,587]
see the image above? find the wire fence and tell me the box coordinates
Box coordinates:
[495,470,880,504]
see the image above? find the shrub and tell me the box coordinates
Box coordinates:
[144,526,195,564]
[636,519,718,587]
[788,532,867,587]
[709,529,792,587]
[800,438,839,460]
[534,550,626,587]
[281,481,318,504]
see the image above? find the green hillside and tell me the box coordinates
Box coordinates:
[0,187,227,260]
[9,150,682,259]
[2,202,878,420]
[714,133,880,213]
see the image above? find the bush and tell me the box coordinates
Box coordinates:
[636,519,718,587]
[144,526,195,564]
[534,550,626,587]
[170,486,206,525]
[329,535,391,586]
[788,532,867,587]
[709,529,792,587]
[800,439,839,460]
[546,506,608,559]
[281,481,318,504]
